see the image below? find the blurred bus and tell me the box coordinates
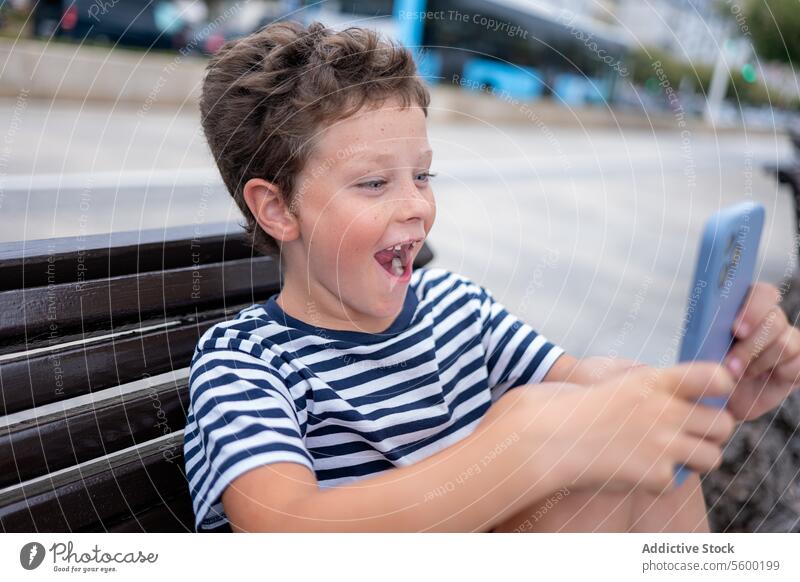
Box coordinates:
[315,0,630,105]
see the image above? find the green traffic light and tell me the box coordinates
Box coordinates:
[741,63,757,83]
[645,77,660,93]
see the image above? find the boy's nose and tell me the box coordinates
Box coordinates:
[396,182,433,221]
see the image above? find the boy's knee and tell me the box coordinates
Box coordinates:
[629,473,710,532]
[493,486,636,532]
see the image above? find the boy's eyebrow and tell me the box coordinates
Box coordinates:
[347,148,433,164]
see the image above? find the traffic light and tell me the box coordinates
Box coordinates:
[741,63,757,83]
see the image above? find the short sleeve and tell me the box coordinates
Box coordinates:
[183,342,315,532]
[474,283,566,401]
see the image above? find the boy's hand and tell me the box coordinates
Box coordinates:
[507,362,737,494]
[724,282,800,421]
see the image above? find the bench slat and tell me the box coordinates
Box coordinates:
[104,493,197,533]
[0,222,249,292]
[0,376,188,489]
[0,255,280,345]
[0,303,252,416]
[0,434,189,532]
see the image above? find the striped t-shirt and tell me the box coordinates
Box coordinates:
[183,267,566,531]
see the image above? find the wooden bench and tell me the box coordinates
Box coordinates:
[0,223,434,532]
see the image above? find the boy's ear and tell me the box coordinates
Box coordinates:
[242,178,299,243]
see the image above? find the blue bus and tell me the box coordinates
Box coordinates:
[314,0,630,106]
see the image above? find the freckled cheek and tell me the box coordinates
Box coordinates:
[337,212,384,264]
[355,207,385,235]
[321,219,362,262]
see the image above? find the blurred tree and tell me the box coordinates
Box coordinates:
[744,0,800,63]
[631,45,798,109]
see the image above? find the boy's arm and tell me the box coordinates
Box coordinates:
[544,352,644,385]
[222,395,565,533]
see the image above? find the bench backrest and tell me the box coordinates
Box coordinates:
[0,223,434,532]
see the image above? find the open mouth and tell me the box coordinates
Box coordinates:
[373,239,421,281]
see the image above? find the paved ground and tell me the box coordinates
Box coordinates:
[1,97,797,365]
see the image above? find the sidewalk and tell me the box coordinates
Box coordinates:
[0,37,749,133]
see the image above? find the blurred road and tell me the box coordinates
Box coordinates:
[1,98,797,364]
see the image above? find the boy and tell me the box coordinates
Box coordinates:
[183,20,800,533]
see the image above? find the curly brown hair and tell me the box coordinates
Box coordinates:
[199,20,431,256]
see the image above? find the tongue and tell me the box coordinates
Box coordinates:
[374,248,404,275]
[374,249,397,264]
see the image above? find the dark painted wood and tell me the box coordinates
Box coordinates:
[0,434,188,532]
[0,376,189,489]
[0,309,203,358]
[0,302,252,416]
[0,255,280,345]
[104,492,197,533]
[0,222,250,292]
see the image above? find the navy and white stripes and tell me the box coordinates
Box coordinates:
[183,267,565,531]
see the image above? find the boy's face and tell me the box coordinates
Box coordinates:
[284,98,435,330]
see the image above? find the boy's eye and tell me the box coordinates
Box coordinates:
[357,172,437,191]
[359,179,386,190]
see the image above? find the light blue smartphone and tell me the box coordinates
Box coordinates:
[673,201,765,487]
